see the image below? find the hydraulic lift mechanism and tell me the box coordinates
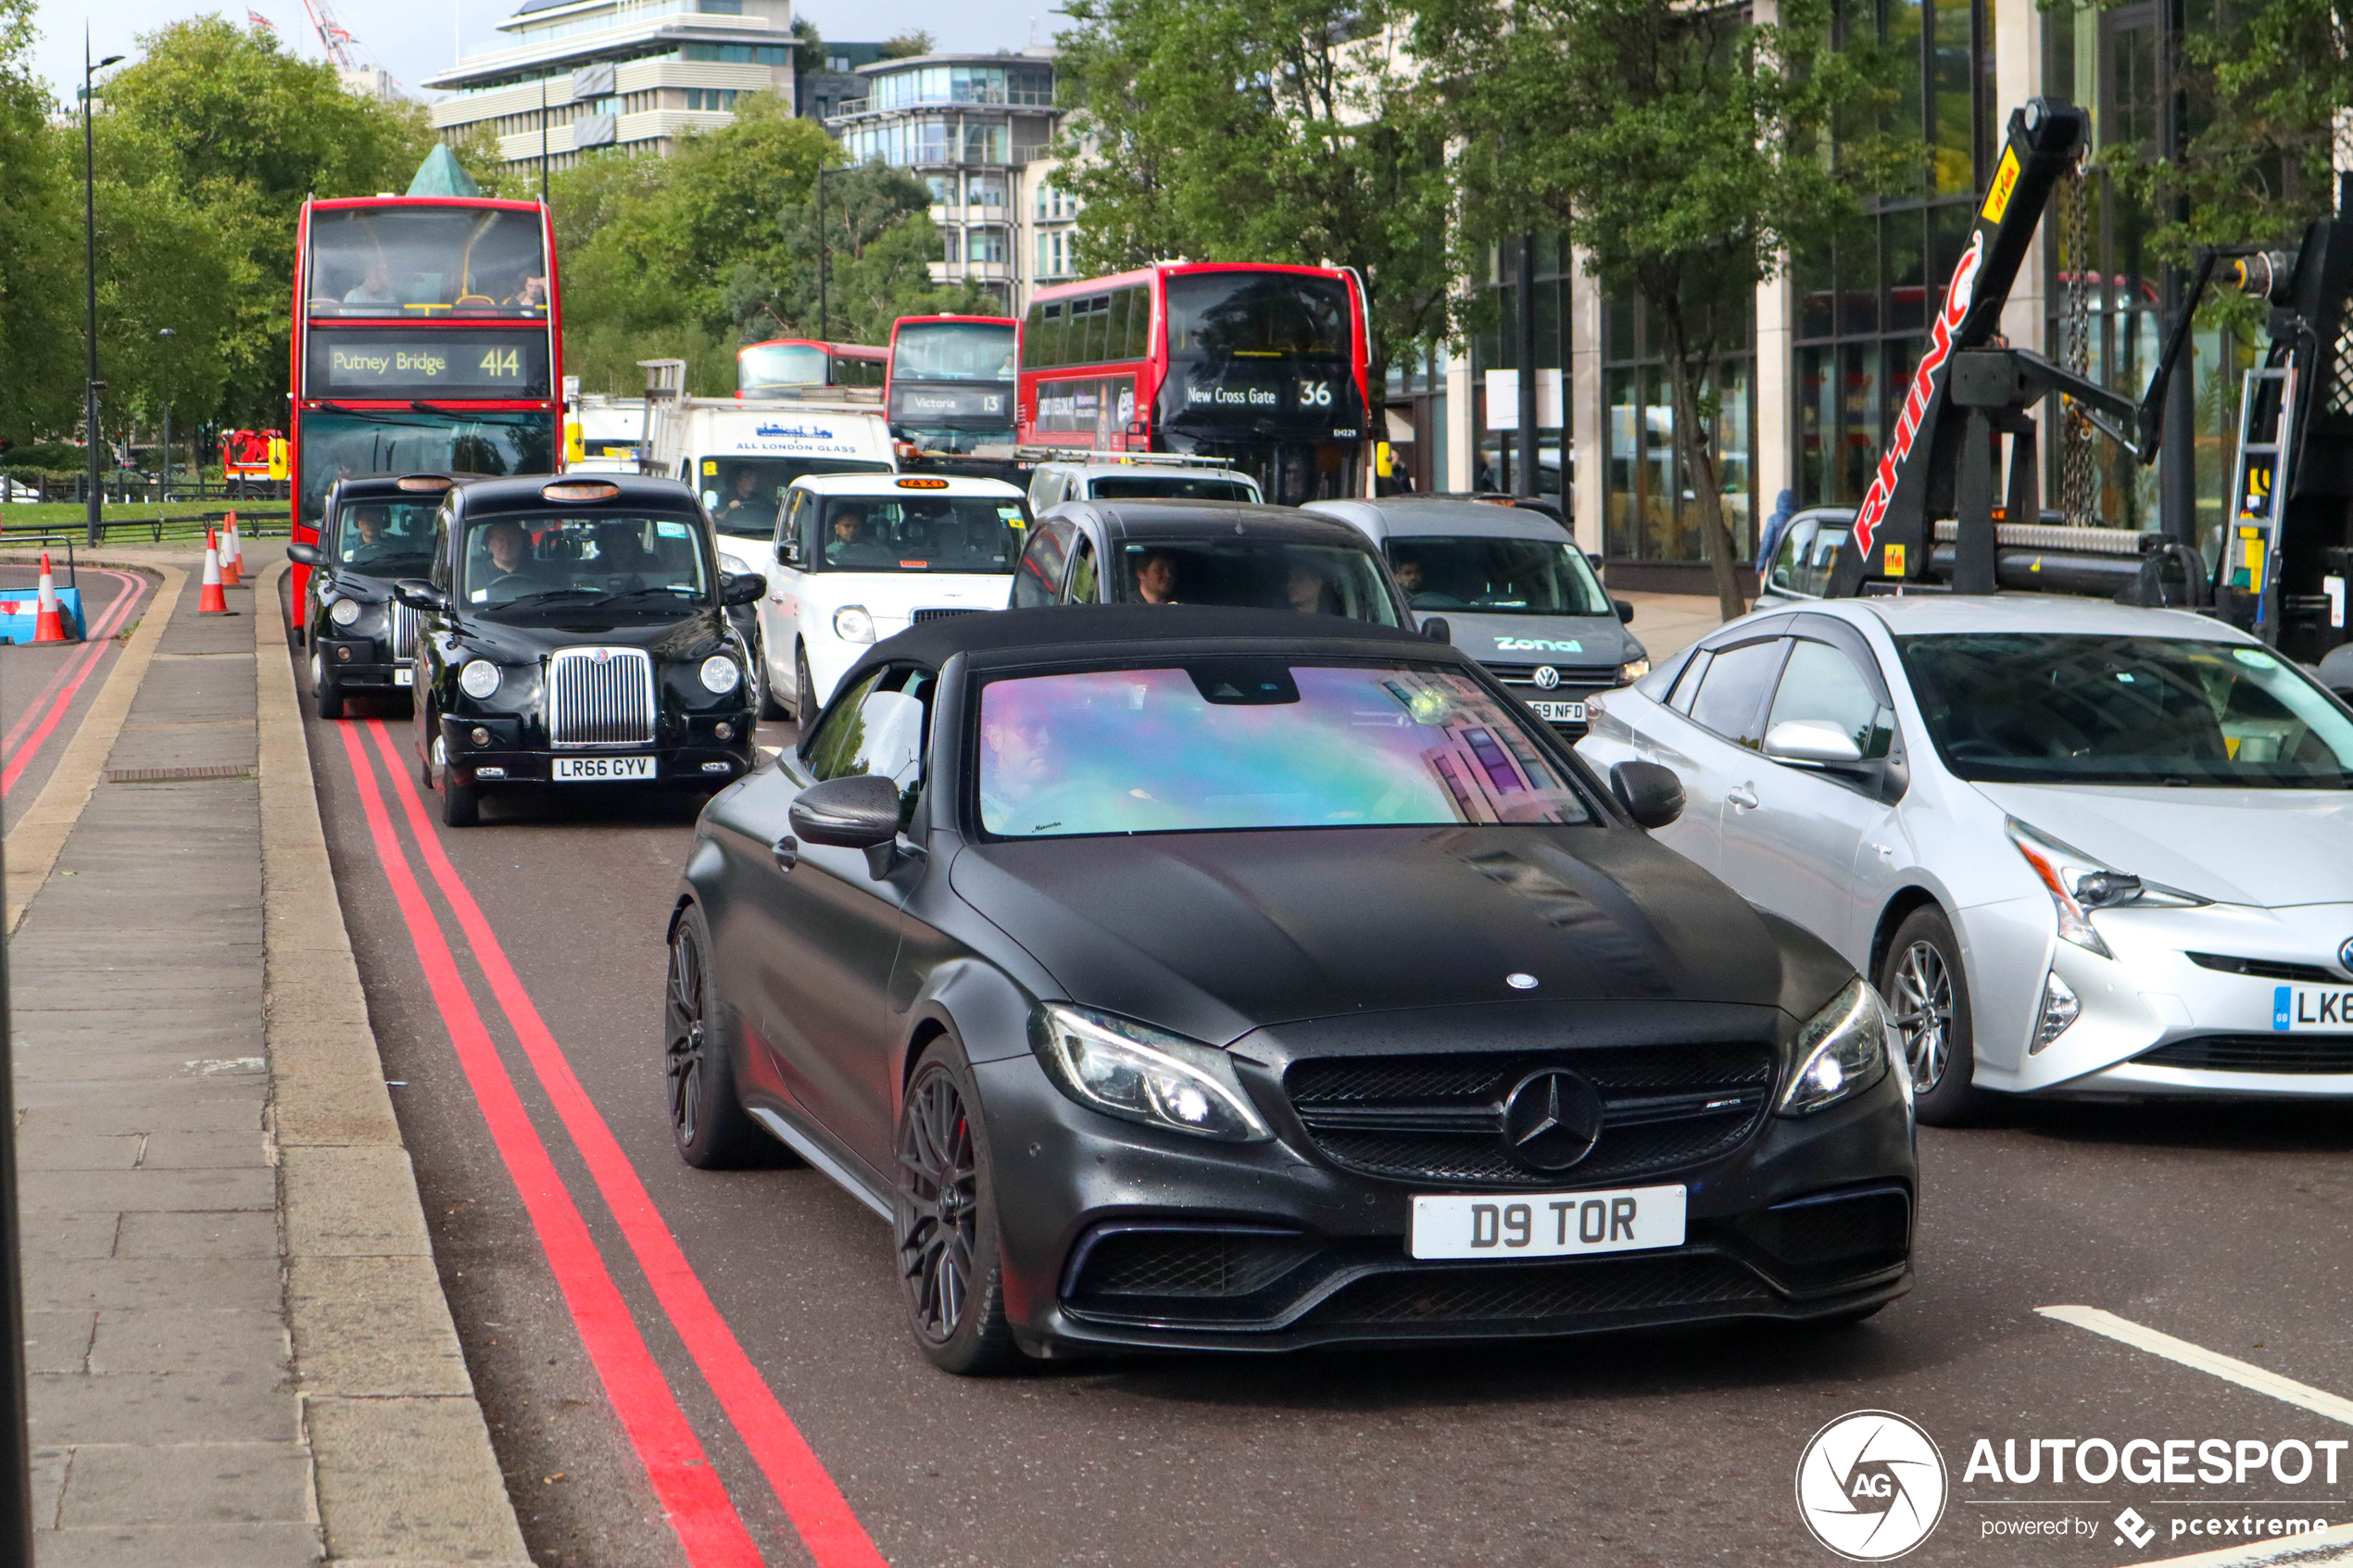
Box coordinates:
[1825,95,2353,674]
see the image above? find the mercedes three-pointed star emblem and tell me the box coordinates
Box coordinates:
[1500,1069,1604,1173]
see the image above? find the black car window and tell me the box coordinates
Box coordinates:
[803,671,884,773]
[1686,638,1788,748]
[814,495,1023,573]
[1765,639,1894,760]
[1114,539,1402,625]
[458,513,711,615]
[975,661,1592,838]
[331,498,438,577]
[1667,648,1711,714]
[807,668,933,828]
[1012,521,1071,608]
[1066,535,1100,602]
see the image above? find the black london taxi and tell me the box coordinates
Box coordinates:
[395,473,764,826]
[285,473,468,718]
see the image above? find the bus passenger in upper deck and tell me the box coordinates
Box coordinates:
[343,258,397,307]
[504,266,548,309]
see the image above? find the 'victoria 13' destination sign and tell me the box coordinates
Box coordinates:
[308,329,551,400]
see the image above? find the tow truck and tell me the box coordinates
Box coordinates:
[1821,96,2353,695]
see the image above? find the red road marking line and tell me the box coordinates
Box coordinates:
[331,722,766,1568]
[2,570,146,757]
[364,719,889,1568]
[2,571,150,797]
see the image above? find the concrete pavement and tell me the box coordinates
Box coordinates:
[5,546,525,1567]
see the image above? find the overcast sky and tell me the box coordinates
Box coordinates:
[39,0,1052,104]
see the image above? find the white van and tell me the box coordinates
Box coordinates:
[758,472,1027,718]
[1025,455,1262,515]
[640,395,896,582]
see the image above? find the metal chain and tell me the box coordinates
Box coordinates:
[2058,148,2100,526]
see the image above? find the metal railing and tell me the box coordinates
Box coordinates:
[0,509,291,546]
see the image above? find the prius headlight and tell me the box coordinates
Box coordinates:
[458,659,502,699]
[1028,1004,1272,1142]
[1778,976,1891,1117]
[2007,818,2207,960]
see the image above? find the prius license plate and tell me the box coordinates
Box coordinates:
[2274,985,2353,1030]
[1409,1184,1685,1261]
[552,755,655,782]
[393,666,414,686]
[1529,699,1587,723]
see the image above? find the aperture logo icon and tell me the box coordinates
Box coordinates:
[1796,1411,1949,1561]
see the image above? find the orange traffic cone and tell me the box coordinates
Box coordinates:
[220,511,242,587]
[199,528,230,614]
[31,552,69,642]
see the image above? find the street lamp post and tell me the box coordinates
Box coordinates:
[814,164,833,343]
[82,44,125,546]
[157,328,177,503]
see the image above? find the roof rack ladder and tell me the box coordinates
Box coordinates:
[2224,361,2300,640]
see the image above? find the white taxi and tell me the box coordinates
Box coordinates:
[757,472,1027,719]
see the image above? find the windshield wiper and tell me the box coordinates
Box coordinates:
[487,588,600,607]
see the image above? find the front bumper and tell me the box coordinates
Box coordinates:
[970,1036,1916,1356]
[1960,897,2353,1099]
[315,635,412,692]
[439,711,755,786]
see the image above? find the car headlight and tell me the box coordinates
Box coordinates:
[698,655,740,696]
[1028,1004,1272,1142]
[458,659,502,699]
[329,597,361,628]
[1777,976,1891,1117]
[833,605,875,644]
[1618,658,1650,684]
[2006,818,2207,961]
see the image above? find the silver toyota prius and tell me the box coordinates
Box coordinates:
[1577,592,2353,1123]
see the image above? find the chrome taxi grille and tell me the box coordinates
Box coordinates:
[547,646,655,748]
[386,599,421,661]
[911,607,981,624]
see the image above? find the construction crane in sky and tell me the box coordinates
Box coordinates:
[296,0,371,73]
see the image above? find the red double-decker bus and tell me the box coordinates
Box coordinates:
[287,195,561,625]
[1017,262,1370,505]
[886,314,1017,456]
[736,338,887,397]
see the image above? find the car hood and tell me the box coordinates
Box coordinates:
[1436,612,1642,668]
[949,824,1839,1046]
[447,608,735,662]
[1973,782,2353,909]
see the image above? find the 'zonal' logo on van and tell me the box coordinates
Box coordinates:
[1494,637,1584,654]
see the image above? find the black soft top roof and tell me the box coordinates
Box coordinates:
[450,472,703,520]
[838,604,1450,691]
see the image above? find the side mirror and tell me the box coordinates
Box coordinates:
[1613,598,1635,624]
[777,537,802,568]
[722,572,766,605]
[393,579,447,612]
[788,773,901,850]
[1763,719,1865,767]
[1421,615,1451,645]
[1609,760,1685,829]
[285,541,322,567]
[1586,551,1604,571]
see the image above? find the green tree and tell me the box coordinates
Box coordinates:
[744,161,996,345]
[878,30,937,58]
[1418,0,1905,618]
[0,0,79,441]
[1054,0,1453,413]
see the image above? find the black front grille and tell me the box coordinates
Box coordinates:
[1307,1254,1768,1327]
[911,607,981,624]
[1070,1229,1313,1299]
[2187,951,2347,985]
[1285,1044,1774,1187]
[2138,1035,2353,1073]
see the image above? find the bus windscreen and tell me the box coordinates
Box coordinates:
[307,207,547,317]
[297,409,552,533]
[740,343,831,391]
[1164,272,1352,359]
[894,320,1017,382]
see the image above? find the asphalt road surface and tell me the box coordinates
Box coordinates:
[2,565,154,833]
[288,613,2353,1568]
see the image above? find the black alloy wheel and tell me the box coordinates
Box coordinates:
[793,643,815,722]
[894,1037,1019,1374]
[1881,904,1982,1126]
[662,905,766,1168]
[310,651,345,721]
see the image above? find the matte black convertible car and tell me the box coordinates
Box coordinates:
[397,473,764,826]
[286,472,463,718]
[667,606,1917,1373]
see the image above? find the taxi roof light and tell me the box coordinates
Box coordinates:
[543,480,622,502]
[396,474,456,493]
[896,477,951,489]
